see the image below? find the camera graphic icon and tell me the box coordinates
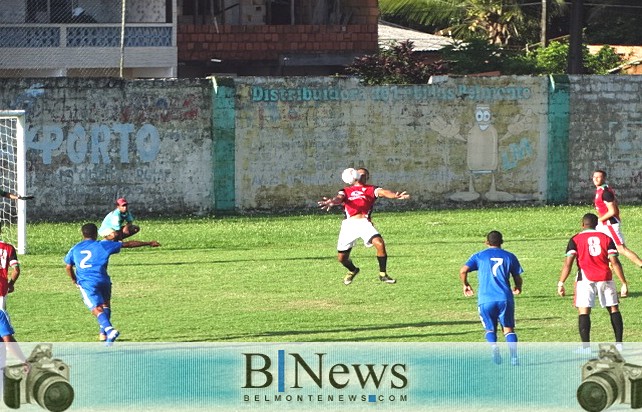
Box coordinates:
[3,343,74,412]
[578,343,642,412]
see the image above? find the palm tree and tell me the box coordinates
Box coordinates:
[379,0,566,47]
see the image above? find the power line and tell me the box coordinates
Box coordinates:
[520,1,642,8]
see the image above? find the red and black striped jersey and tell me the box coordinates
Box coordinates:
[0,241,18,296]
[594,185,620,224]
[566,229,617,282]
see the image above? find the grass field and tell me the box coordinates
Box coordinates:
[10,204,642,343]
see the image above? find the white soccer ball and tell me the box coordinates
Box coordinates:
[341,168,359,184]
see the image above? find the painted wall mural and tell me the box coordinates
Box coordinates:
[234,77,547,210]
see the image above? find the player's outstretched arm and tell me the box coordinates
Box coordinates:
[610,256,628,297]
[512,274,523,295]
[317,194,344,211]
[1,190,33,200]
[557,256,575,297]
[459,265,474,297]
[377,188,410,200]
[65,264,78,284]
[122,240,161,248]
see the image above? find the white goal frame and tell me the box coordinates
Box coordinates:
[0,110,27,254]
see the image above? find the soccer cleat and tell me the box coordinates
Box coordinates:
[105,329,120,346]
[492,347,502,365]
[616,343,624,353]
[510,356,520,366]
[344,268,360,285]
[379,275,396,284]
[99,333,107,342]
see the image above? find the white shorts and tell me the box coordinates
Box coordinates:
[337,218,380,252]
[574,279,619,308]
[596,221,625,246]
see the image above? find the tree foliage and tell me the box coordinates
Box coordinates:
[533,41,623,74]
[379,0,566,47]
[439,37,537,75]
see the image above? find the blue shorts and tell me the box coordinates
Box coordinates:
[0,310,15,337]
[78,279,112,309]
[478,301,515,330]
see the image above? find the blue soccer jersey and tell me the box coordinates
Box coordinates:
[465,248,524,305]
[64,239,123,284]
[0,309,14,337]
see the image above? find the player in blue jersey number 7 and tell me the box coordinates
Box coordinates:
[459,231,524,366]
[64,223,160,344]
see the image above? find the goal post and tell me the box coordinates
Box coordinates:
[0,110,27,254]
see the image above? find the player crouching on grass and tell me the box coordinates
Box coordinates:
[99,197,140,241]
[64,223,160,345]
[318,167,409,285]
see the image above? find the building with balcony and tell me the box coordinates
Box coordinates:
[0,0,177,78]
[0,0,379,78]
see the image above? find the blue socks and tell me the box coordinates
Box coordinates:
[485,331,497,343]
[99,307,111,335]
[97,311,113,332]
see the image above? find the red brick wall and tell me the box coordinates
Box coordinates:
[177,0,380,62]
[178,23,379,62]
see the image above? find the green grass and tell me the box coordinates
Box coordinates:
[10,205,642,342]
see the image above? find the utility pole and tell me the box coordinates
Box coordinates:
[540,0,547,47]
[567,0,584,74]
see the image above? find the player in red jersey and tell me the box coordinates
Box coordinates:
[318,167,409,285]
[557,213,627,352]
[0,238,20,312]
[593,169,642,297]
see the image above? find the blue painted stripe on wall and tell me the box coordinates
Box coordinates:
[212,80,236,211]
[547,75,570,203]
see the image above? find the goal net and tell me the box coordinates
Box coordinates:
[0,111,27,254]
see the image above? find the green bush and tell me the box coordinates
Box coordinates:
[346,40,445,85]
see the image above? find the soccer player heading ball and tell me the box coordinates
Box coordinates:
[318,167,409,285]
[99,197,140,241]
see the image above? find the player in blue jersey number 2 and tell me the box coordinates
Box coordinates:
[64,223,160,345]
[459,231,524,366]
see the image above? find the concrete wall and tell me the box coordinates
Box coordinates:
[226,76,548,210]
[566,76,642,205]
[0,77,212,220]
[1,75,641,220]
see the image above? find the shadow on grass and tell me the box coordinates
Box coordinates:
[188,320,480,342]
[172,316,562,342]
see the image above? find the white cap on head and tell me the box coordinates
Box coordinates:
[72,7,84,17]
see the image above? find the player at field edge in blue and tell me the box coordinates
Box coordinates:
[459,231,523,366]
[0,309,30,373]
[98,197,140,241]
[64,223,160,344]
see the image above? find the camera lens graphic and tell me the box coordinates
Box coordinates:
[32,371,74,412]
[577,372,619,412]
